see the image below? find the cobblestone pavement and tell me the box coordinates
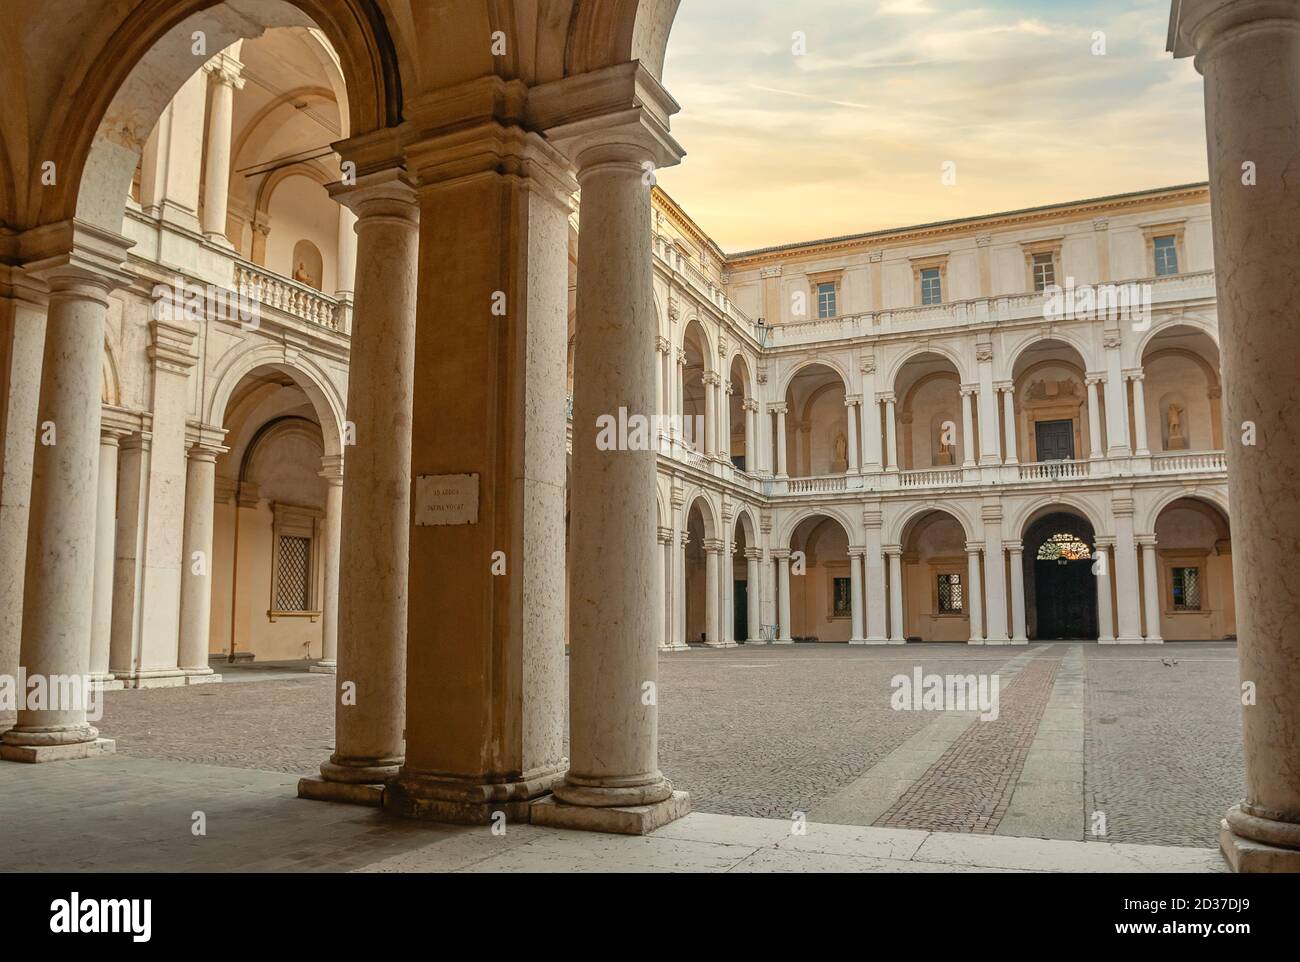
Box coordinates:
[875,656,1060,833]
[0,642,1243,848]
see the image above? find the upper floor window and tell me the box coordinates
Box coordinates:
[1153,234,1179,276]
[920,267,943,305]
[816,281,838,318]
[1171,566,1201,610]
[1031,251,1056,291]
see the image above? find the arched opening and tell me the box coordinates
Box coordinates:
[1023,510,1099,640]
[788,514,853,641]
[732,510,757,643]
[1152,498,1234,640]
[1139,326,1223,454]
[900,510,971,642]
[895,353,965,470]
[681,319,711,454]
[684,496,716,644]
[783,364,849,478]
[1011,339,1093,463]
[727,354,751,471]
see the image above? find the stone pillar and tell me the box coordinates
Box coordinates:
[1104,332,1131,456]
[861,357,881,474]
[89,426,125,686]
[745,548,761,642]
[1001,385,1018,464]
[1178,1,1300,870]
[703,371,718,457]
[1085,375,1105,458]
[530,65,688,832]
[1112,494,1143,643]
[312,455,343,672]
[966,542,984,644]
[1094,537,1116,643]
[1139,535,1164,643]
[960,387,977,468]
[139,72,206,232]
[1007,540,1028,643]
[884,396,899,471]
[335,205,357,299]
[774,403,789,477]
[743,398,756,472]
[976,342,1001,464]
[176,432,226,680]
[1129,371,1150,455]
[886,546,905,643]
[982,507,1009,643]
[845,397,860,473]
[3,238,130,762]
[675,528,688,647]
[299,170,419,806]
[109,431,148,679]
[849,549,865,643]
[201,52,245,245]
[776,550,792,643]
[657,526,673,650]
[864,507,888,643]
[704,539,721,645]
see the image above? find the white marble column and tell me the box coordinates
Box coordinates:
[976,344,1001,464]
[774,403,789,477]
[862,388,882,473]
[89,428,124,686]
[704,540,721,645]
[312,455,343,672]
[3,252,128,761]
[1112,500,1143,643]
[1094,537,1116,643]
[1171,0,1300,867]
[1129,371,1150,456]
[1085,375,1105,458]
[865,510,888,643]
[675,529,688,647]
[960,387,977,468]
[177,437,225,679]
[1104,335,1131,456]
[1139,535,1164,643]
[982,512,1009,644]
[1007,540,1028,643]
[845,397,860,473]
[884,396,899,471]
[849,549,865,643]
[1001,385,1018,464]
[886,546,905,643]
[201,53,245,244]
[745,548,761,642]
[743,398,756,472]
[302,170,419,800]
[703,372,718,457]
[336,205,358,300]
[776,551,792,643]
[656,527,671,650]
[966,543,985,643]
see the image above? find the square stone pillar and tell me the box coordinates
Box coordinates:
[864,506,888,643]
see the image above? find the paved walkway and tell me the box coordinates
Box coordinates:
[0,755,1224,873]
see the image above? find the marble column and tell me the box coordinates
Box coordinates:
[886,546,905,643]
[1007,540,1028,643]
[177,435,226,679]
[657,527,673,650]
[89,427,125,687]
[849,549,865,643]
[201,54,245,244]
[982,511,1009,643]
[776,551,792,642]
[703,372,718,457]
[1094,537,1116,643]
[335,205,357,299]
[966,543,985,644]
[1139,535,1164,643]
[774,403,789,477]
[3,251,128,762]
[976,344,1001,464]
[1001,385,1019,464]
[960,387,977,468]
[704,540,721,645]
[1104,334,1131,456]
[845,397,860,473]
[865,509,889,643]
[1112,498,1143,643]
[312,455,343,672]
[1085,375,1105,458]
[533,67,689,832]
[675,529,688,648]
[1129,371,1150,455]
[746,548,761,642]
[1170,0,1300,868]
[300,170,419,805]
[884,396,899,471]
[743,398,756,472]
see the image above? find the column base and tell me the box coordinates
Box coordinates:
[982,636,1013,645]
[184,668,223,685]
[90,674,125,691]
[0,737,115,763]
[773,638,794,646]
[297,775,385,807]
[1112,635,1146,645]
[1143,636,1165,645]
[113,668,190,689]
[1220,810,1300,872]
[701,641,738,649]
[853,636,891,646]
[308,661,337,674]
[383,765,564,825]
[1010,636,1029,645]
[531,790,690,836]
[659,643,692,652]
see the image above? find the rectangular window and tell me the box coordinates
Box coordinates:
[1153,235,1179,276]
[275,535,311,611]
[833,577,852,617]
[937,573,963,613]
[920,267,942,305]
[1032,251,1056,291]
[817,281,838,318]
[1171,566,1201,611]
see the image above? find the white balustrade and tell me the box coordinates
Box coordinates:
[235,260,341,330]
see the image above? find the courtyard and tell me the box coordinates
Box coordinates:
[0,641,1242,871]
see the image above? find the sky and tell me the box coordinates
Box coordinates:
[656,0,1208,253]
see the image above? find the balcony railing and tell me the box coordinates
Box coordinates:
[235,260,341,331]
[786,474,848,494]
[899,467,965,488]
[1018,459,1091,481]
[1152,451,1227,473]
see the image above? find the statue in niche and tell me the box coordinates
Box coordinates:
[832,430,848,473]
[937,423,955,465]
[293,261,313,286]
[1167,402,1187,449]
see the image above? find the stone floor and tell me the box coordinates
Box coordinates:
[0,754,1224,872]
[0,641,1244,865]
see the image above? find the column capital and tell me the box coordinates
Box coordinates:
[965,541,984,555]
[769,402,788,415]
[329,167,419,224]
[883,544,903,557]
[744,547,762,561]
[771,548,792,560]
[995,381,1014,393]
[185,421,229,457]
[657,525,673,544]
[1123,368,1146,381]
[702,370,721,387]
[960,384,978,397]
[742,397,759,412]
[876,392,896,405]
[655,335,670,354]
[319,454,345,484]
[1085,372,1107,386]
[848,546,866,559]
[1136,533,1159,547]
[844,394,863,407]
[18,219,134,295]
[1004,539,1025,553]
[530,62,685,173]
[1094,535,1117,548]
[203,54,246,90]
[703,538,724,555]
[1167,0,1300,68]
[148,318,200,374]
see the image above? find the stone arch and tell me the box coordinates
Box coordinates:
[101,339,122,407]
[50,0,403,233]
[253,161,338,224]
[1011,494,1108,540]
[682,489,717,540]
[1139,487,1230,534]
[206,342,345,456]
[680,315,715,373]
[777,506,856,549]
[885,343,970,392]
[733,504,758,543]
[778,355,851,398]
[888,500,975,547]
[1134,313,1221,361]
[1004,331,1095,378]
[565,0,682,81]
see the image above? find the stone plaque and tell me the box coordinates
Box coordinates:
[414,473,479,526]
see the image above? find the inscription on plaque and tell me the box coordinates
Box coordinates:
[414,473,479,526]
